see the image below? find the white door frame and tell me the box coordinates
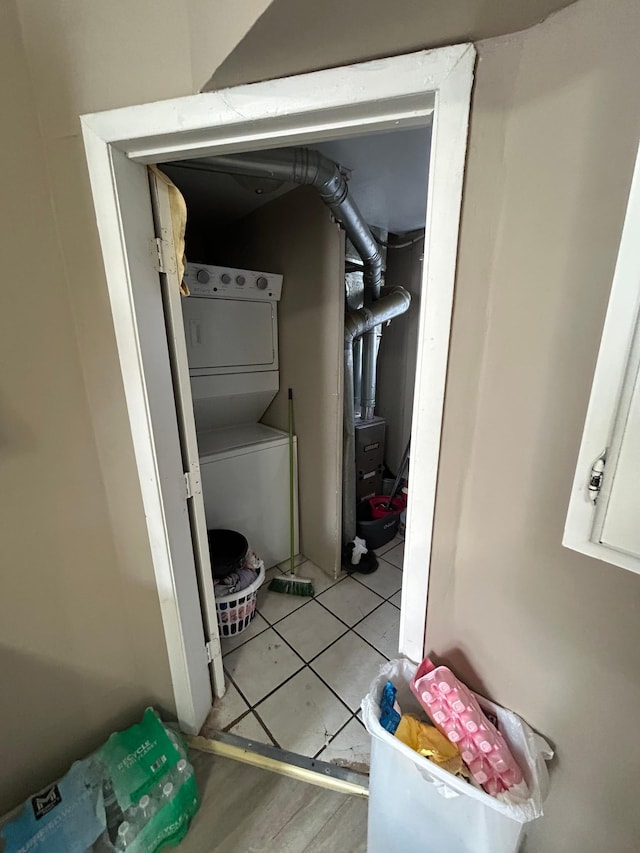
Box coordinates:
[81,45,475,732]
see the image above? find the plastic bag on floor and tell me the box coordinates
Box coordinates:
[1,708,199,853]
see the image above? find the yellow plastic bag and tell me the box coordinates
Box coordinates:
[395,714,466,776]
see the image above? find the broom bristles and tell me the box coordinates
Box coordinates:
[268,574,315,597]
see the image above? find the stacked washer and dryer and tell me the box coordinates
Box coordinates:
[182,261,299,570]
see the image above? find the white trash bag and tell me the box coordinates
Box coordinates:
[362,658,553,853]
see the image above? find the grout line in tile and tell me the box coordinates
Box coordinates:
[226,593,393,747]
[257,566,352,629]
[312,711,357,759]
[220,618,270,655]
[223,664,309,722]
[221,707,253,733]
[336,595,389,632]
[308,598,357,635]
[256,587,321,628]
[265,608,356,712]
[301,662,358,721]
[241,663,306,715]
[256,598,311,628]
[266,626,355,717]
[248,708,279,748]
[222,669,255,713]
[227,615,352,722]
[247,659,355,745]
[268,608,350,661]
[351,629,393,661]
[288,583,396,661]
[310,597,395,662]
[259,619,315,667]
[314,584,385,627]
[225,620,307,671]
[377,554,404,572]
[224,643,377,758]
[348,569,403,602]
[307,642,383,712]
[351,598,401,660]
[372,537,401,557]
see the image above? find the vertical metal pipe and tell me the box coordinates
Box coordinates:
[343,287,412,544]
[342,340,357,544]
[361,329,378,421]
[353,337,362,416]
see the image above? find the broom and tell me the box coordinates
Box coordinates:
[268,389,315,597]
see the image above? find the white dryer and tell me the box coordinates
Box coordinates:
[182,262,298,568]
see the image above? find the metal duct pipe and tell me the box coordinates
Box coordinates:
[196,149,383,291]
[353,337,363,416]
[183,149,384,418]
[342,286,412,543]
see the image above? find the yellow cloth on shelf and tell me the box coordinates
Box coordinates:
[395,714,466,776]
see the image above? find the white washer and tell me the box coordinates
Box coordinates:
[198,424,299,570]
[182,263,298,568]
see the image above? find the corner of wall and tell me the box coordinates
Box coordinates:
[191,0,276,92]
[425,30,525,648]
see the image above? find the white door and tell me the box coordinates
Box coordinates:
[148,167,225,700]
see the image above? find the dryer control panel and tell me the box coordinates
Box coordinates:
[184,262,283,301]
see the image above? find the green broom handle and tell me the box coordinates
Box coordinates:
[288,388,295,575]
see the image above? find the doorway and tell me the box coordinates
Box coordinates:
[81,45,475,741]
[158,127,430,768]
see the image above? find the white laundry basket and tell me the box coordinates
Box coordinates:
[215,563,266,638]
[362,659,553,853]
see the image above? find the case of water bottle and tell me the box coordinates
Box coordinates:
[0,708,200,853]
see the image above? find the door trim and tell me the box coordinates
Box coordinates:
[81,45,475,731]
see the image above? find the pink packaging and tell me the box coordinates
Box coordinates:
[411,658,525,796]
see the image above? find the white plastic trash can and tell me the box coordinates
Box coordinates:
[362,659,553,853]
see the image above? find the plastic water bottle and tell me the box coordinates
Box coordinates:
[115,820,136,851]
[123,803,138,825]
[166,729,187,759]
[137,793,158,821]
[171,758,193,789]
[160,781,175,805]
[102,777,124,844]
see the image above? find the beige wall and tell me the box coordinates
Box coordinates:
[0,0,170,813]
[428,2,640,850]
[231,189,345,577]
[377,235,424,474]
[188,0,274,91]
[206,0,576,90]
[0,0,269,814]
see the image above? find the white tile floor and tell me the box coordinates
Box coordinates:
[202,537,404,772]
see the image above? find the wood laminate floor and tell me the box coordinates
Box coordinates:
[175,749,368,852]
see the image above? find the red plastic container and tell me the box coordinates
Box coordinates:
[369,495,404,519]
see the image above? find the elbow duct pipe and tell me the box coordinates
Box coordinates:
[186,149,383,417]
[342,286,412,543]
[194,149,383,294]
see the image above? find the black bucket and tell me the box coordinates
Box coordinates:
[207,529,248,579]
[356,500,399,550]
